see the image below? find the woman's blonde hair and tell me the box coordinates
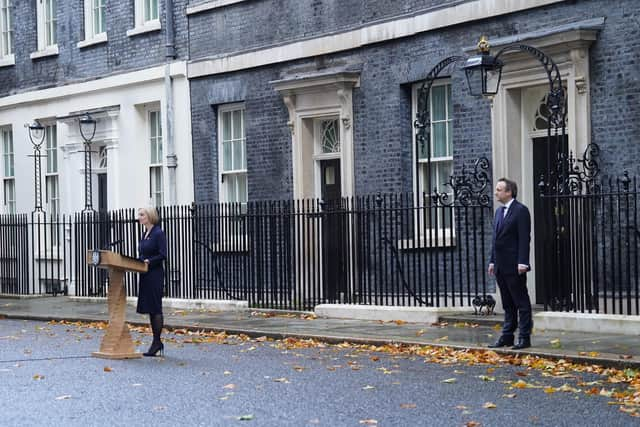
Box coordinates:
[139,206,160,225]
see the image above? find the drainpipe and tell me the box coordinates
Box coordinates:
[164,0,177,205]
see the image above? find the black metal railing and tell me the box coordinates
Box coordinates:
[3,175,638,316]
[0,193,493,310]
[62,188,491,310]
[541,145,640,315]
[0,212,72,296]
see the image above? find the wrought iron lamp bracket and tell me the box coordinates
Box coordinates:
[493,44,566,128]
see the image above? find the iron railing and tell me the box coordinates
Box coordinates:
[541,173,640,315]
[0,194,493,310]
[3,178,639,315]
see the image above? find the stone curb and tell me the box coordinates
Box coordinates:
[1,311,637,370]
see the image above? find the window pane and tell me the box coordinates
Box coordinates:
[431,86,446,121]
[3,134,8,175]
[150,167,163,207]
[222,141,232,171]
[156,112,162,138]
[3,130,13,177]
[418,135,428,160]
[48,0,57,46]
[4,178,15,213]
[226,175,237,202]
[447,121,453,156]
[320,119,340,153]
[47,127,57,173]
[151,0,158,20]
[46,176,59,214]
[1,3,8,56]
[3,151,8,176]
[222,111,231,141]
[100,4,106,34]
[241,138,246,169]
[93,3,99,35]
[233,140,243,170]
[150,138,157,163]
[438,162,452,194]
[232,110,242,140]
[155,168,162,192]
[432,122,447,157]
[446,84,452,118]
[149,112,157,138]
[237,174,247,203]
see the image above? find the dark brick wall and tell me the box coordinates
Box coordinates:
[188,0,452,59]
[0,0,189,97]
[190,67,293,204]
[589,2,640,178]
[190,0,640,203]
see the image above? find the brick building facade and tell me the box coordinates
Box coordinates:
[185,0,639,305]
[0,0,193,214]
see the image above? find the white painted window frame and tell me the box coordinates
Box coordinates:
[311,116,341,200]
[406,79,455,248]
[78,0,107,49]
[186,0,249,15]
[34,0,58,55]
[0,0,14,66]
[217,102,247,206]
[214,103,248,252]
[1,127,15,214]
[127,0,161,37]
[148,109,164,207]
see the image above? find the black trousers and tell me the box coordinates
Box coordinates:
[496,271,532,339]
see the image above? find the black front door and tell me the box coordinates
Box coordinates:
[532,135,568,304]
[319,159,347,302]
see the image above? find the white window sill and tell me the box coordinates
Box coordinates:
[397,233,456,249]
[30,45,59,60]
[126,20,161,37]
[77,33,108,49]
[186,0,249,15]
[0,54,15,67]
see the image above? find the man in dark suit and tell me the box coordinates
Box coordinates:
[487,178,532,350]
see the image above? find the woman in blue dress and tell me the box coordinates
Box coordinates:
[137,207,167,357]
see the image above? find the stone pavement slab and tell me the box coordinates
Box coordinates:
[1,296,639,369]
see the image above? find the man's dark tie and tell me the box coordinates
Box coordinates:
[496,206,506,232]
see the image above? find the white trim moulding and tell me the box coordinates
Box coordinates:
[30,44,59,60]
[188,0,568,78]
[77,33,108,49]
[186,0,249,15]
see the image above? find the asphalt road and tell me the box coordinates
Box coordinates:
[0,319,635,427]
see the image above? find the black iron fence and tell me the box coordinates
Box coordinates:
[4,170,638,316]
[541,172,640,315]
[0,193,493,310]
[189,192,492,310]
[0,212,72,296]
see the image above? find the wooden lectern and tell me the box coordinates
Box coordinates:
[87,250,148,359]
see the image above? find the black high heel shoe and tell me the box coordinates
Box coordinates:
[143,341,164,357]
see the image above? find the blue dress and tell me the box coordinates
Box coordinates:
[137,225,167,314]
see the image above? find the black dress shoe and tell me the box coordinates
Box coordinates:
[512,338,531,350]
[488,336,514,348]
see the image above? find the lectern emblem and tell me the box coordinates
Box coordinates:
[91,250,101,266]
